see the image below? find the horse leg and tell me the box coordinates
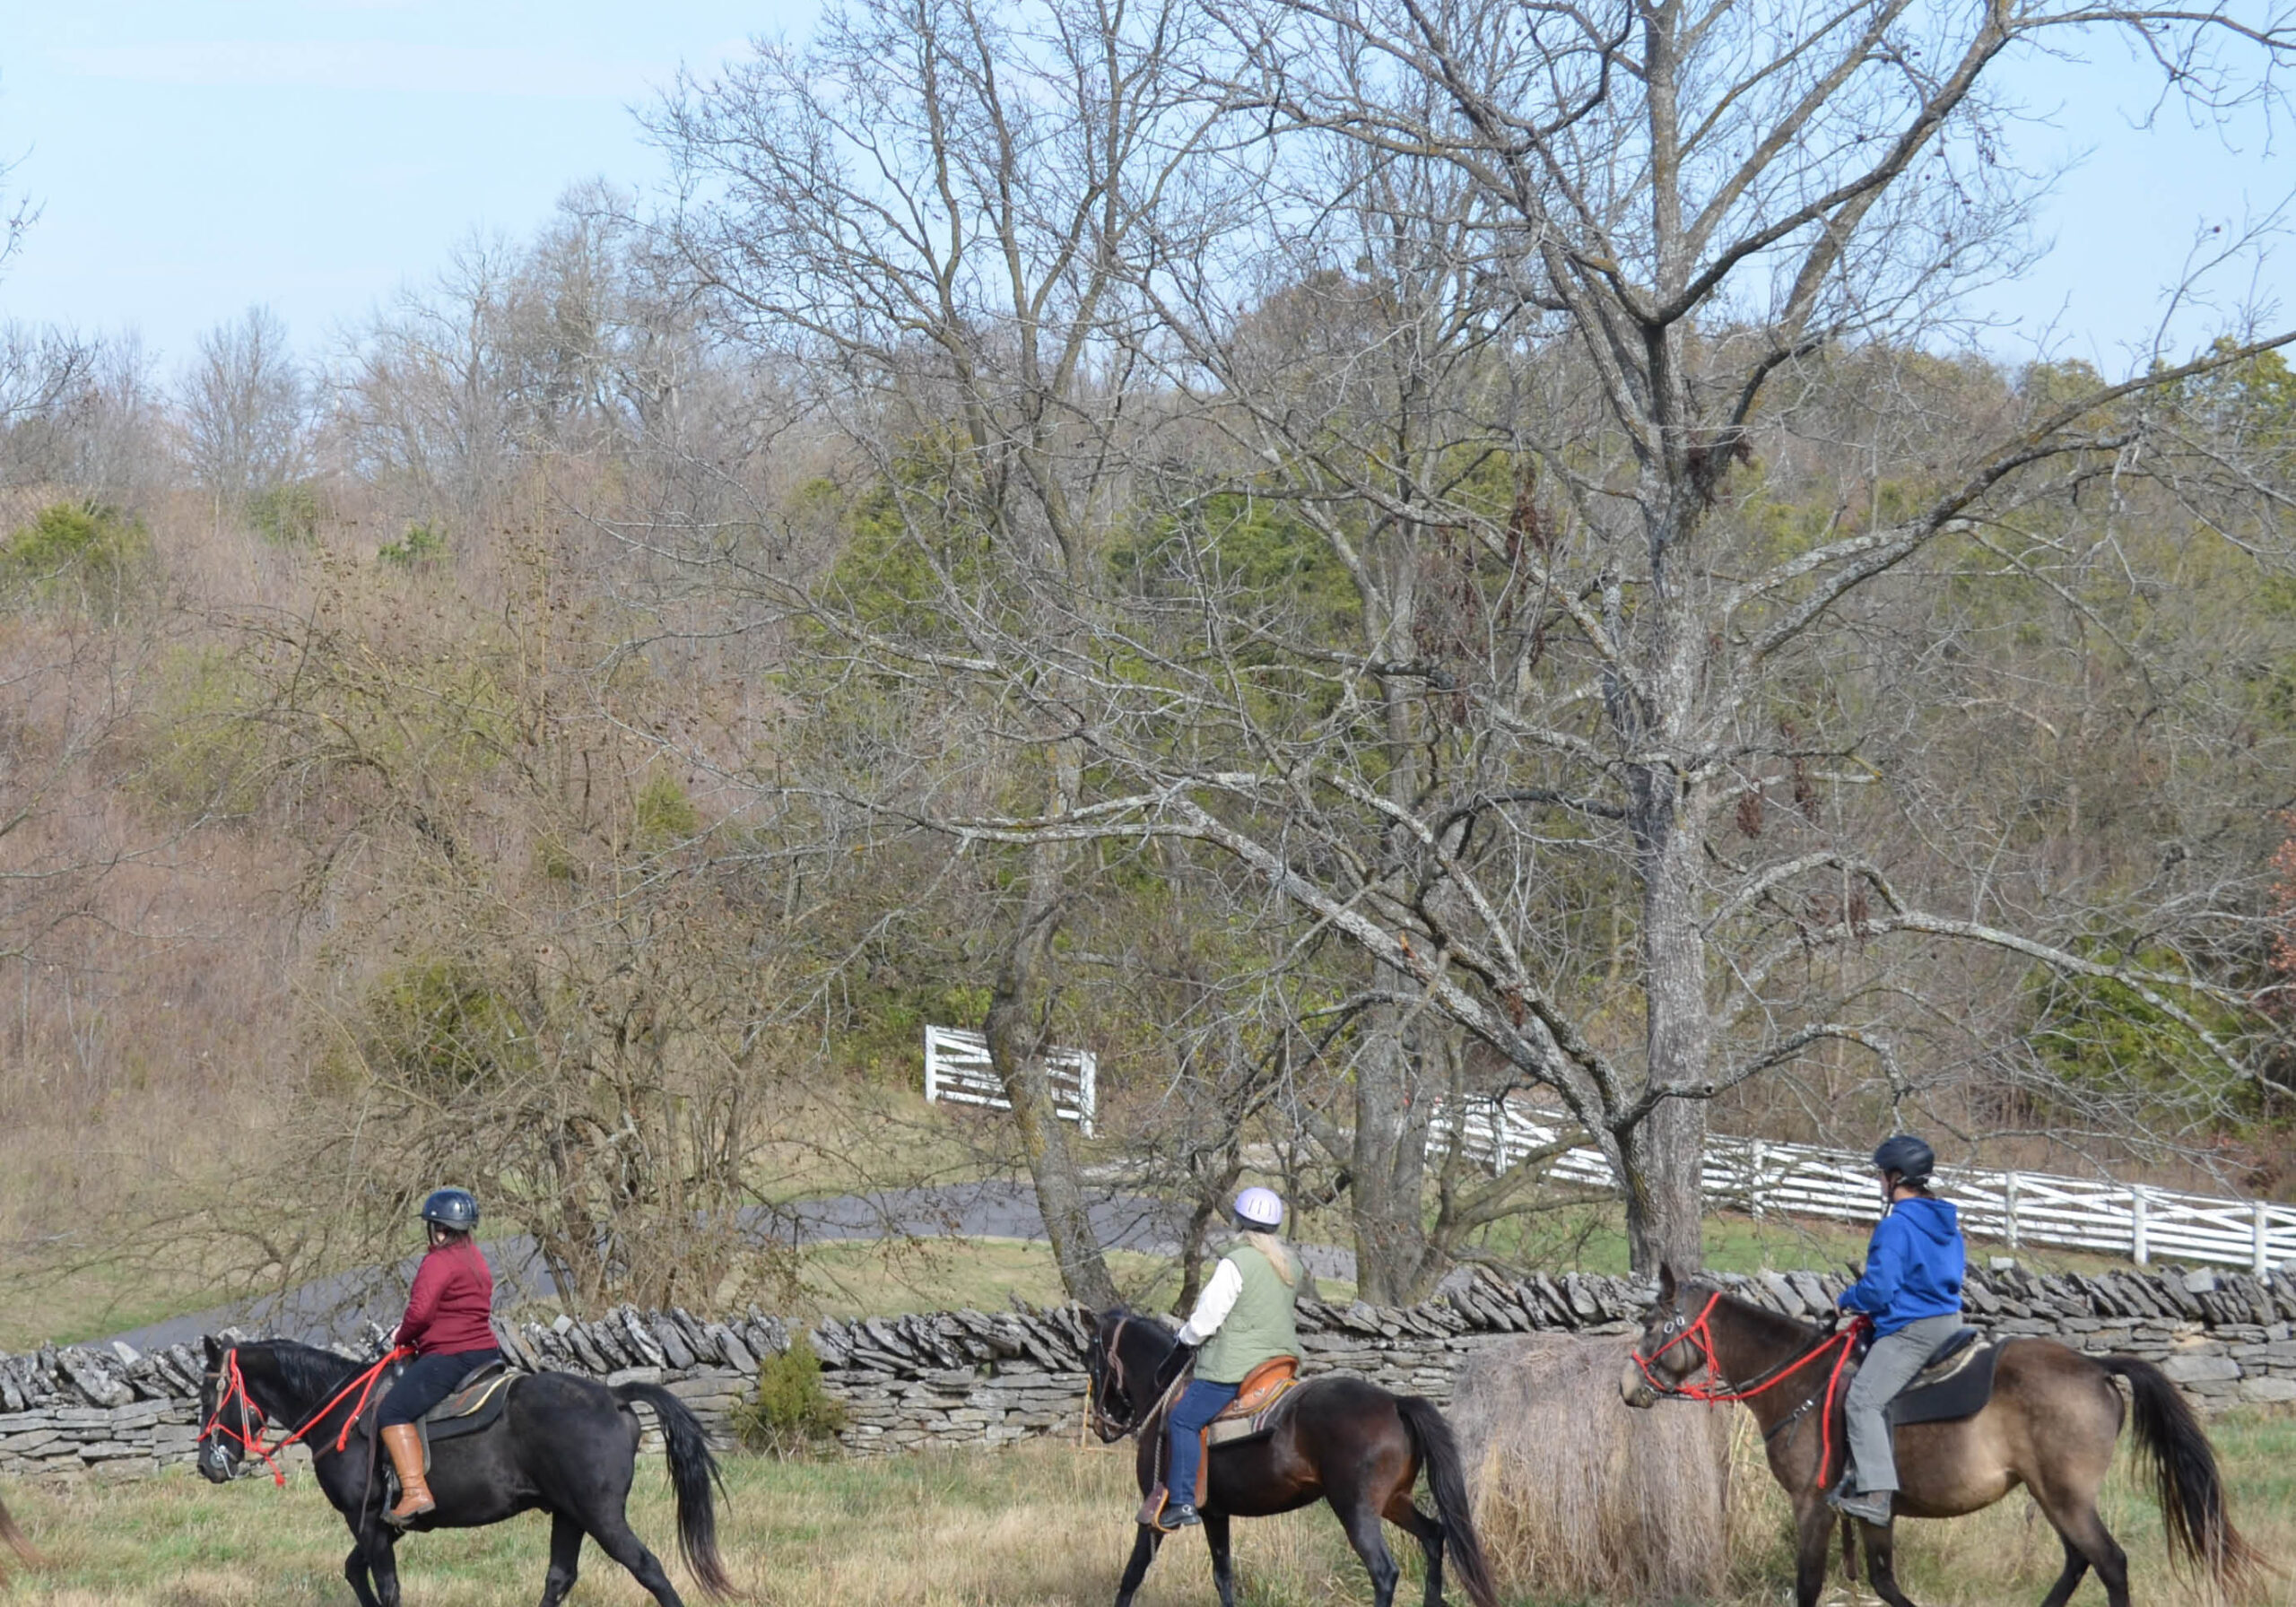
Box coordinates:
[2033,1533,2092,1607]
[536,1511,586,1607]
[1336,1498,1403,1607]
[1859,1522,1922,1607]
[341,1541,384,1607]
[1791,1498,1834,1607]
[1380,1490,1445,1607]
[2029,1490,2128,1607]
[363,1529,404,1607]
[1113,1523,1163,1607]
[585,1513,685,1607]
[1203,1508,1237,1607]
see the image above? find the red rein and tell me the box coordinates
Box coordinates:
[1634,1294,1869,1487]
[201,1345,411,1487]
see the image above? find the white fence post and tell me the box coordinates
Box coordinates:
[2004,1171,2020,1251]
[2130,1186,2150,1268]
[1749,1140,1768,1220]
[1077,1050,1097,1139]
[2257,1201,2271,1277]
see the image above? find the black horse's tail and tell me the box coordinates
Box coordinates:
[1396,1394,1499,1607]
[616,1382,737,1600]
[2102,1357,2266,1594]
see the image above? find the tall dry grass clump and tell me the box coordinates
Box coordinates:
[1453,1331,1735,1603]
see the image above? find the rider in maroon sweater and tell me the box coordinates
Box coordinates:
[378,1188,500,1526]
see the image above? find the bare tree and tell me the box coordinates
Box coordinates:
[850,0,2296,1280]
[650,0,1233,1307]
[178,305,309,510]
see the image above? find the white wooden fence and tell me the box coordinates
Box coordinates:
[1431,1095,2295,1274]
[923,1026,1097,1137]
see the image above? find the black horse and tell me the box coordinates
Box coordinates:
[197,1336,733,1607]
[1086,1308,1498,1607]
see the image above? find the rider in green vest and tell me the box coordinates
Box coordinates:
[1157,1186,1301,1531]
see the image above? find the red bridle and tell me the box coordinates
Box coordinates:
[1632,1292,1870,1486]
[200,1345,411,1487]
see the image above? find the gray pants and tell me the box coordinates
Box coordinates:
[1843,1313,1961,1494]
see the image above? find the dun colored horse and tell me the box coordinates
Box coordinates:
[1087,1307,1498,1607]
[197,1337,732,1607]
[1622,1264,2264,1607]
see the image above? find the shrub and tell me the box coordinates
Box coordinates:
[247,482,323,545]
[0,501,153,621]
[378,522,447,569]
[137,647,272,821]
[356,956,531,1097]
[634,770,700,850]
[729,1337,848,1456]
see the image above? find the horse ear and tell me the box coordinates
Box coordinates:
[1657,1261,1677,1302]
[203,1334,222,1366]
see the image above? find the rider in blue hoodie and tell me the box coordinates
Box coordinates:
[1831,1134,1965,1525]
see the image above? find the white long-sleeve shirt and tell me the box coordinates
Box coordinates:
[1175,1256,1244,1347]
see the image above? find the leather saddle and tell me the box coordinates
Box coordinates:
[1850,1326,2000,1428]
[353,1359,517,1472]
[1205,1355,1304,1447]
[1139,1357,1307,1527]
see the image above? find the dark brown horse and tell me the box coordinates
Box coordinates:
[1087,1307,1497,1607]
[1622,1264,2265,1607]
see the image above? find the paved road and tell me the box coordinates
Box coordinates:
[104,1182,1362,1352]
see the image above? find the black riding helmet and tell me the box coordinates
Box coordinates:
[420,1187,480,1231]
[1872,1134,1935,1187]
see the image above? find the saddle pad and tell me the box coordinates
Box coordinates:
[355,1359,516,1445]
[1887,1340,1999,1428]
[1205,1375,1307,1447]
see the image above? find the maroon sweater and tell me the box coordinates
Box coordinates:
[396,1238,497,1355]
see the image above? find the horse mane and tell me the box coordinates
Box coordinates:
[1692,1281,1826,1351]
[242,1339,366,1412]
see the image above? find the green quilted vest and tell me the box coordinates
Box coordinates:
[1195,1236,1301,1384]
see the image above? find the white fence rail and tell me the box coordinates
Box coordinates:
[1431,1096,2295,1274]
[923,1026,1097,1137]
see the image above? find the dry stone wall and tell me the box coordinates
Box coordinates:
[4,1264,2291,1483]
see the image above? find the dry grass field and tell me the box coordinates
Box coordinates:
[2,1408,2289,1607]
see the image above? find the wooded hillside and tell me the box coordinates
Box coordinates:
[3,0,2292,1324]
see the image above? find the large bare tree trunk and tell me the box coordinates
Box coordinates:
[983,750,1119,1310]
[1349,1003,1441,1302]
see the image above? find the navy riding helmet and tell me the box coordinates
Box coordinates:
[420,1187,480,1231]
[1872,1134,1935,1186]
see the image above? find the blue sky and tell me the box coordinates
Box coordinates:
[0,0,2288,373]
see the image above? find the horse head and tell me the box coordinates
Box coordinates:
[198,1335,269,1482]
[1086,1306,1177,1442]
[1622,1261,1715,1407]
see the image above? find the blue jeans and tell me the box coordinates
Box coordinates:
[379,1349,501,1427]
[1164,1378,1239,1507]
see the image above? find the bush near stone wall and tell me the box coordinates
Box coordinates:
[4,1264,2292,1483]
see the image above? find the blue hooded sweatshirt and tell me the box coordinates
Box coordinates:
[1839,1194,1964,1334]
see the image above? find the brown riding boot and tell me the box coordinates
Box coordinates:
[380,1424,435,1526]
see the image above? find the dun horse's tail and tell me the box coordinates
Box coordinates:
[2103,1356,2266,1594]
[0,1493,42,1578]
[616,1382,738,1600]
[1396,1395,1500,1607]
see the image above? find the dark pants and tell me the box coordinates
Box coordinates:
[1164,1378,1239,1507]
[379,1348,501,1427]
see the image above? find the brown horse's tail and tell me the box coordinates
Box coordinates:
[1396,1395,1499,1607]
[2102,1357,2267,1594]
